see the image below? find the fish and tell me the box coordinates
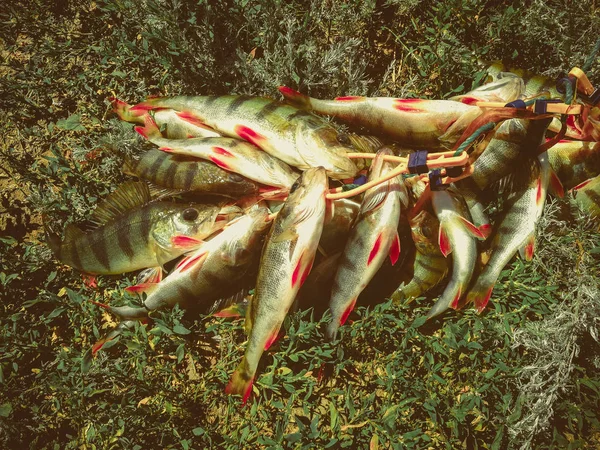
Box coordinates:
[226,167,328,403]
[129,95,358,179]
[469,118,551,190]
[427,187,485,320]
[111,97,221,138]
[548,140,600,190]
[296,252,342,316]
[124,148,260,198]
[135,114,298,191]
[319,199,360,254]
[391,210,448,303]
[465,154,551,312]
[278,86,483,149]
[98,207,272,320]
[451,72,525,104]
[326,148,405,340]
[45,181,222,276]
[485,62,562,99]
[572,175,600,218]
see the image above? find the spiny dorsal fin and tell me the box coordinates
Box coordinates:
[64,223,85,241]
[89,181,152,227]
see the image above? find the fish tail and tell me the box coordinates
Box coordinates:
[225,359,255,405]
[426,281,464,320]
[42,214,62,259]
[134,114,162,140]
[278,86,312,110]
[465,274,496,314]
[109,97,145,123]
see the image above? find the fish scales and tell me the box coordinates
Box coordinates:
[128,148,259,197]
[392,211,448,303]
[467,154,550,312]
[326,148,403,340]
[226,168,328,403]
[132,96,357,178]
[52,202,219,275]
[471,118,551,190]
[138,116,298,190]
[548,141,600,190]
[279,87,482,149]
[427,188,482,320]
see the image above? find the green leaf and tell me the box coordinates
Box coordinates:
[173,324,191,335]
[0,403,12,418]
[192,427,205,436]
[56,113,86,131]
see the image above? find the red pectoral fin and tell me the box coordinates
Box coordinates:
[474,287,494,314]
[367,233,383,266]
[234,125,266,148]
[450,287,462,310]
[438,225,452,257]
[458,216,485,240]
[536,177,545,206]
[389,232,401,266]
[291,251,305,288]
[175,252,207,273]
[175,111,207,128]
[171,235,204,249]
[339,298,357,326]
[125,282,159,295]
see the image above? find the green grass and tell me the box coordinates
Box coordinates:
[1,0,600,448]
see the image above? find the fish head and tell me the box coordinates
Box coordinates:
[295,124,358,179]
[152,203,220,249]
[272,167,329,242]
[220,207,272,265]
[410,210,440,253]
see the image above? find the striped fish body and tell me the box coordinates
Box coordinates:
[279,87,482,149]
[130,96,358,179]
[548,140,600,190]
[486,62,562,99]
[327,148,403,340]
[427,189,482,319]
[226,168,328,403]
[137,208,271,312]
[125,148,259,197]
[138,118,298,190]
[392,210,448,303]
[51,202,220,275]
[111,98,221,138]
[471,118,551,189]
[467,154,550,312]
[572,175,600,218]
[452,73,525,104]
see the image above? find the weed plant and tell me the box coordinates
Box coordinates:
[1,0,599,448]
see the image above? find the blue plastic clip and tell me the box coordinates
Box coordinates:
[408,150,428,174]
[353,174,367,186]
[533,99,562,114]
[429,169,446,191]
[505,99,526,109]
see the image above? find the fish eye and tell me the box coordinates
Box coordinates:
[229,173,244,182]
[289,179,301,193]
[182,208,199,221]
[337,133,351,146]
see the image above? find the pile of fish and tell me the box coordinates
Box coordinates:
[45,62,600,403]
